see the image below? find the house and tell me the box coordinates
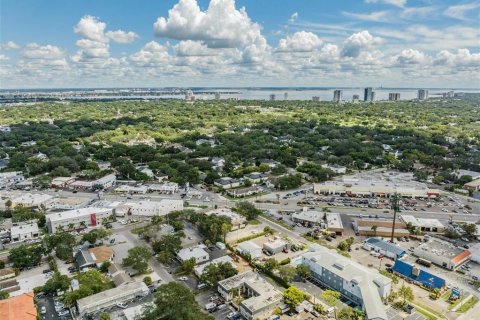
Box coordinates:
[413,238,471,270]
[237,241,262,259]
[243,172,267,184]
[10,222,39,243]
[258,159,280,169]
[213,177,241,189]
[322,164,347,174]
[196,139,216,147]
[0,172,25,188]
[300,247,391,320]
[194,256,235,277]
[217,271,283,320]
[204,207,247,229]
[363,238,407,259]
[32,152,48,161]
[226,186,260,198]
[0,292,37,320]
[211,157,225,170]
[75,245,114,270]
[177,245,209,264]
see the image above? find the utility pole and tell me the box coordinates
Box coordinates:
[390,193,400,243]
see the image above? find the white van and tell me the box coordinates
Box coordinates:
[197,283,208,290]
[205,302,216,312]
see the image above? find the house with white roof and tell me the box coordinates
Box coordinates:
[177,245,210,264]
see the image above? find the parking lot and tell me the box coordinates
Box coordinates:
[196,288,237,320]
[37,295,72,320]
[386,306,425,320]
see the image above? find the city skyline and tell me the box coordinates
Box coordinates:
[1,0,479,88]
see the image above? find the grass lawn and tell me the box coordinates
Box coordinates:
[261,214,294,230]
[456,296,478,313]
[440,289,451,301]
[408,300,446,320]
[248,219,261,225]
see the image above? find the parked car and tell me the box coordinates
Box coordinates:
[178,276,188,281]
[116,302,128,309]
[40,306,47,314]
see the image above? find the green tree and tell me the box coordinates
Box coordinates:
[371,225,378,236]
[152,234,182,263]
[42,272,70,295]
[235,201,262,220]
[264,258,278,272]
[398,285,414,305]
[99,313,111,320]
[277,265,297,283]
[296,264,311,280]
[122,246,151,274]
[81,228,112,244]
[337,306,365,320]
[43,232,76,261]
[180,258,196,274]
[8,245,43,269]
[200,262,237,285]
[138,282,213,320]
[4,200,12,210]
[283,286,307,309]
[143,276,153,286]
[0,290,9,300]
[321,289,341,306]
[99,260,111,273]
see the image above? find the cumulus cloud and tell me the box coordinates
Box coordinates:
[0,54,9,61]
[365,0,406,8]
[434,49,480,69]
[153,0,266,50]
[130,41,170,67]
[276,31,322,52]
[106,30,138,44]
[74,16,108,43]
[341,30,382,58]
[393,49,431,66]
[174,40,217,56]
[22,43,65,60]
[1,41,20,50]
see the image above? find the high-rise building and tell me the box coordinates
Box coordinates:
[214,92,221,100]
[284,92,288,100]
[312,96,320,102]
[352,94,360,103]
[269,94,276,101]
[388,93,400,101]
[333,90,342,103]
[364,87,373,102]
[371,91,376,102]
[185,90,195,101]
[417,89,428,100]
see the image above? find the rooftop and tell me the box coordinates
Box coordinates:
[0,292,37,320]
[218,271,282,313]
[291,210,323,224]
[194,255,234,276]
[177,245,209,261]
[401,215,444,229]
[325,212,343,229]
[417,238,469,259]
[88,246,114,264]
[10,222,38,235]
[364,238,406,256]
[46,207,113,222]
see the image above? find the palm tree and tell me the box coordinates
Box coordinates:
[4,200,12,210]
[68,223,74,231]
[57,225,65,233]
[80,221,87,229]
[371,225,378,237]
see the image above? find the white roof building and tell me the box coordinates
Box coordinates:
[325,212,344,235]
[177,245,210,264]
[10,222,39,243]
[11,193,53,208]
[46,207,114,233]
[114,185,148,194]
[300,247,391,320]
[204,207,247,228]
[126,199,183,217]
[400,215,444,233]
[291,209,324,225]
[237,241,262,259]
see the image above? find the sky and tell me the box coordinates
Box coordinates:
[0,0,479,89]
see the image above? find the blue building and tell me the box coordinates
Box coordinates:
[392,260,445,290]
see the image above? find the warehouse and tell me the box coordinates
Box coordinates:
[126,199,183,217]
[11,193,53,208]
[237,241,262,259]
[392,260,445,290]
[77,281,149,318]
[46,207,114,233]
[263,239,288,255]
[413,238,471,270]
[363,238,407,259]
[291,209,324,226]
[401,215,444,233]
[353,218,410,237]
[325,212,344,235]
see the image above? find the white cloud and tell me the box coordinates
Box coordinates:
[400,6,437,18]
[106,30,139,44]
[1,41,20,50]
[393,49,431,66]
[0,54,9,61]
[174,40,217,56]
[22,43,64,60]
[153,0,266,49]
[130,41,171,67]
[276,31,322,52]
[74,16,108,43]
[289,12,298,23]
[342,10,390,22]
[365,0,406,8]
[434,49,480,69]
[341,30,382,58]
[443,3,480,21]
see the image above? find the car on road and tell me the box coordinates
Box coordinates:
[178,276,188,281]
[116,302,128,309]
[58,310,70,316]
[40,306,47,314]
[473,276,479,281]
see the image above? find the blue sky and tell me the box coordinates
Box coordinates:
[1,0,479,88]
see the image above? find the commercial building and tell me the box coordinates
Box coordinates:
[392,260,445,290]
[213,177,241,189]
[269,94,276,101]
[69,174,116,191]
[352,94,360,103]
[49,197,92,210]
[364,87,373,102]
[300,247,391,320]
[77,281,149,318]
[148,182,179,194]
[11,193,53,208]
[0,172,25,188]
[325,212,344,235]
[125,199,183,217]
[46,207,114,233]
[353,218,410,237]
[114,185,148,194]
[388,93,400,101]
[363,238,407,259]
[237,241,262,259]
[10,222,39,243]
[312,96,320,102]
[177,245,209,264]
[217,271,283,320]
[204,207,247,229]
[291,209,324,226]
[333,90,342,103]
[413,238,471,270]
[226,186,260,198]
[464,178,480,191]
[263,239,288,255]
[194,255,235,277]
[0,292,37,320]
[452,169,480,181]
[400,215,444,233]
[417,89,428,100]
[313,178,440,199]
